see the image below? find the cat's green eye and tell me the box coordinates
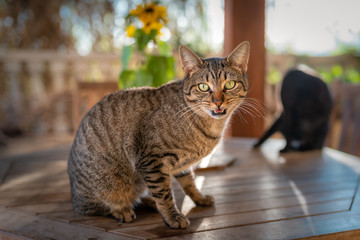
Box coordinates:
[224,80,236,90]
[198,83,210,92]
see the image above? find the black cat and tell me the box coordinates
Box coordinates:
[254,66,332,153]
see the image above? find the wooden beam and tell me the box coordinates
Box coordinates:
[224,0,265,137]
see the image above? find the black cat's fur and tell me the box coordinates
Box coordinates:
[254,66,332,153]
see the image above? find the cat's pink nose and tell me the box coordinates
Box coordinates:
[212,92,224,107]
[215,101,222,107]
[213,100,223,107]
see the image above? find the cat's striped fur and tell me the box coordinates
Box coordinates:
[68,41,250,229]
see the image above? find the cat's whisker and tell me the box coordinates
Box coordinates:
[234,108,248,124]
[241,103,265,118]
[241,98,266,118]
[179,109,203,132]
[243,100,265,113]
[172,104,200,117]
[172,103,202,121]
[237,106,258,125]
[184,108,203,131]
[176,105,204,130]
[243,105,261,119]
[173,104,203,124]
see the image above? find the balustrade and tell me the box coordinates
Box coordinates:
[0,51,121,135]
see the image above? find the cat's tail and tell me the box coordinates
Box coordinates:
[253,113,284,148]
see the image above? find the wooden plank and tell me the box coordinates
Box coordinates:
[42,210,106,223]
[74,206,161,229]
[10,202,73,215]
[196,177,357,196]
[0,192,71,206]
[157,211,358,240]
[195,169,358,190]
[2,160,67,183]
[0,182,69,199]
[213,181,357,204]
[0,229,32,240]
[298,229,360,240]
[0,178,69,195]
[73,189,354,232]
[111,199,351,239]
[0,138,359,239]
[154,184,360,240]
[0,161,12,185]
[195,152,236,172]
[182,189,355,220]
[0,207,142,240]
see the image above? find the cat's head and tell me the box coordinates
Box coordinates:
[179,41,250,120]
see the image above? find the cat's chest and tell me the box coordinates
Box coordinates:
[171,137,220,174]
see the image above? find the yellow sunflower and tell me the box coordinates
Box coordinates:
[126,24,136,37]
[130,3,168,24]
[130,4,143,16]
[142,21,163,35]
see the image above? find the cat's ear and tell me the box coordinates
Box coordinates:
[179,45,203,76]
[227,41,250,73]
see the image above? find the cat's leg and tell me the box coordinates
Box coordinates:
[300,122,328,151]
[253,114,284,148]
[101,191,138,223]
[174,170,214,206]
[100,168,145,223]
[279,112,296,153]
[140,196,157,209]
[137,157,190,229]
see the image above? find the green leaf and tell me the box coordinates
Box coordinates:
[146,55,175,87]
[119,70,135,89]
[134,29,157,51]
[319,70,333,84]
[118,68,153,89]
[345,68,360,83]
[331,65,343,78]
[134,68,153,87]
[267,68,282,85]
[157,41,172,56]
[121,45,134,70]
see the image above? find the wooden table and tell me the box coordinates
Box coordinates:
[0,138,360,239]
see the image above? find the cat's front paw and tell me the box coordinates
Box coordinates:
[112,207,136,223]
[163,213,190,229]
[194,194,215,206]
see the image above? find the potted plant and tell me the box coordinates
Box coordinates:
[119,2,175,89]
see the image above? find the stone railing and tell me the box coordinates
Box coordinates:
[0,50,121,135]
[1,50,358,137]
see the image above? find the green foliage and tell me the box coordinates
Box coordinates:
[318,65,360,84]
[118,69,153,89]
[319,71,333,84]
[121,45,134,70]
[119,54,175,89]
[346,68,360,83]
[134,29,157,51]
[146,55,175,87]
[157,40,172,56]
[267,67,282,85]
[119,3,176,89]
[331,65,343,77]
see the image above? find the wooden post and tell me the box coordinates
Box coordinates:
[224,0,265,137]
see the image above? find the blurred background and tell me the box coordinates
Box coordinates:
[0,0,359,157]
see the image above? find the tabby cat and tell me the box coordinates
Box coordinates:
[68,41,250,229]
[253,65,332,153]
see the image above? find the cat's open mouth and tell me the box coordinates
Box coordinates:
[212,108,227,116]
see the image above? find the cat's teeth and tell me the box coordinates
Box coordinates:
[212,109,226,116]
